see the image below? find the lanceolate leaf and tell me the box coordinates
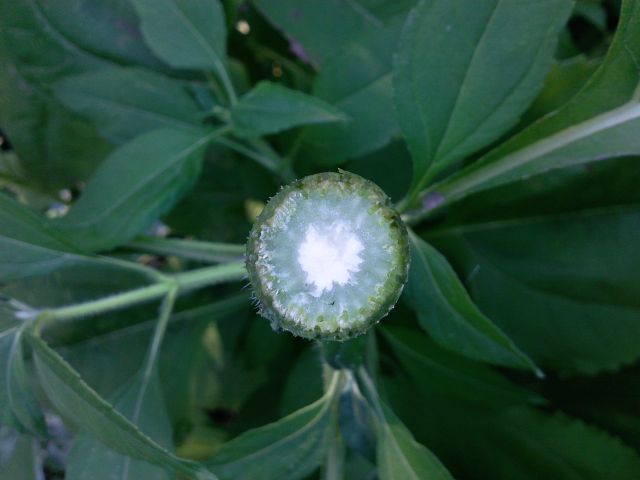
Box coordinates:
[395,0,573,195]
[376,403,453,480]
[0,430,41,480]
[387,375,640,480]
[485,408,640,480]
[428,204,640,375]
[27,0,164,73]
[28,334,215,480]
[58,128,214,252]
[66,371,173,480]
[358,369,452,480]
[206,375,340,480]
[230,81,347,138]
[0,327,46,435]
[55,67,203,144]
[253,0,416,68]
[382,326,540,408]
[131,0,229,83]
[425,0,640,208]
[405,231,540,373]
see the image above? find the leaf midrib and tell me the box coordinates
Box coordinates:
[64,131,212,229]
[384,330,523,401]
[164,0,225,76]
[431,0,500,163]
[410,235,519,357]
[215,395,330,471]
[59,89,198,130]
[442,86,640,201]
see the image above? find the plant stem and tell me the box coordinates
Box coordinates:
[323,433,345,480]
[37,282,172,325]
[43,293,249,347]
[356,367,385,420]
[126,237,245,263]
[249,138,296,182]
[174,261,246,292]
[34,261,246,331]
[212,135,281,172]
[402,90,640,225]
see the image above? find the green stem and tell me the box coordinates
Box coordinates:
[356,367,385,420]
[205,72,227,106]
[249,138,296,182]
[34,261,246,331]
[43,294,249,347]
[173,261,246,292]
[320,364,348,480]
[126,237,245,264]
[322,433,345,480]
[132,287,178,426]
[212,136,280,172]
[218,66,238,106]
[37,283,171,326]
[403,89,640,224]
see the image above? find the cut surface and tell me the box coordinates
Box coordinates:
[246,172,410,340]
[297,222,364,297]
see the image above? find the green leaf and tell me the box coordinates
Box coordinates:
[0,327,46,434]
[164,145,277,244]
[428,0,640,207]
[55,67,203,144]
[0,192,79,282]
[298,16,408,165]
[55,296,248,410]
[255,1,417,164]
[230,81,347,138]
[0,50,109,193]
[253,0,415,68]
[485,408,640,480]
[28,333,215,480]
[428,204,640,374]
[376,403,453,480]
[382,326,540,408]
[0,429,41,480]
[437,154,640,227]
[0,0,156,192]
[58,128,214,252]
[343,141,413,203]
[66,288,177,480]
[25,0,164,72]
[206,373,341,480]
[405,231,539,373]
[395,0,573,195]
[131,0,228,76]
[279,348,323,417]
[66,370,173,480]
[338,375,376,461]
[385,374,640,480]
[358,369,452,480]
[521,57,601,127]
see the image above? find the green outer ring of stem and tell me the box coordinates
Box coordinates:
[246,171,410,341]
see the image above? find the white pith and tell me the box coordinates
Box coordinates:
[297,222,363,297]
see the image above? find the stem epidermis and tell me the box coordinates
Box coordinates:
[31,261,246,334]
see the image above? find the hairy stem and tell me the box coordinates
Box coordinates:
[34,261,246,331]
